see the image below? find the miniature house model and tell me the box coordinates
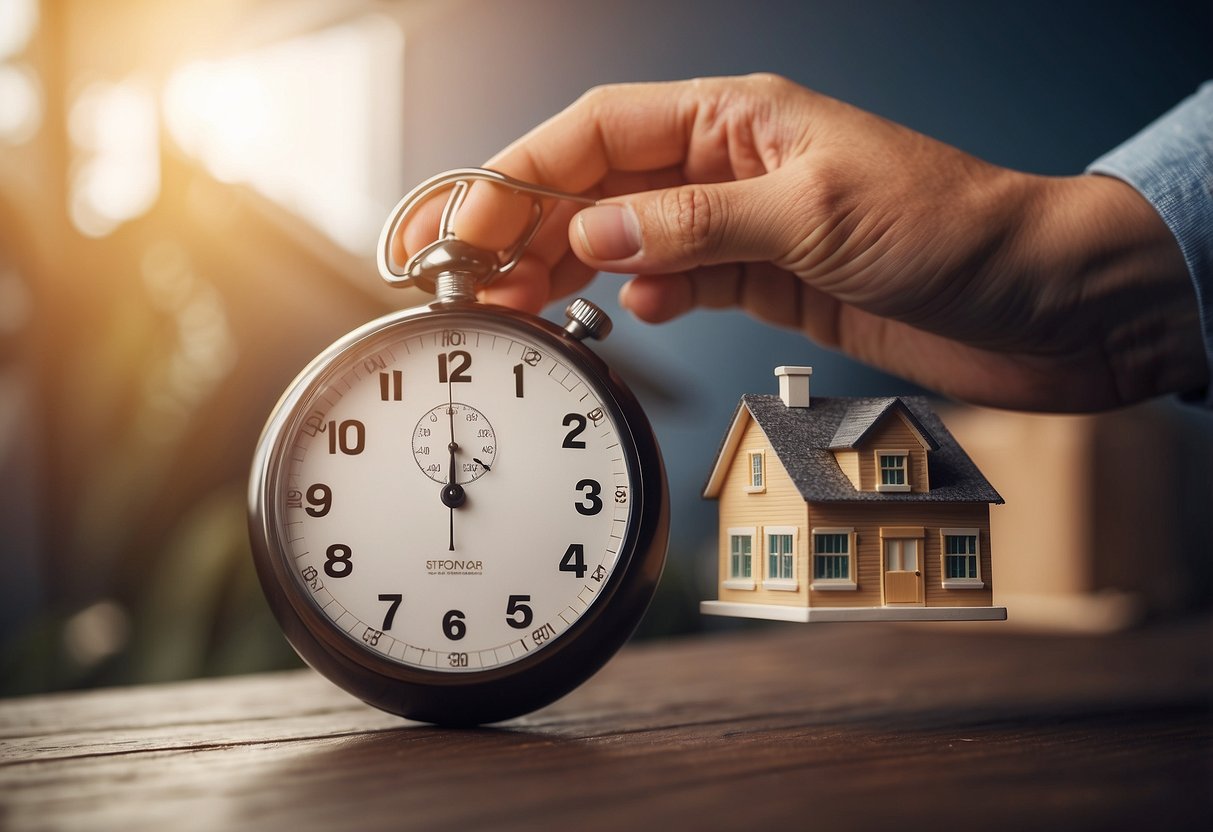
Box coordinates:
[701,367,1007,622]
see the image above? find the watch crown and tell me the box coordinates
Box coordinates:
[564,298,614,341]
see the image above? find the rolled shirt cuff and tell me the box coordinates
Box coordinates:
[1086,81,1213,407]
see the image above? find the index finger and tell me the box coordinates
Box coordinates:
[450,78,710,249]
[454,75,799,248]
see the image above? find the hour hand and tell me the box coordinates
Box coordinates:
[442,441,465,508]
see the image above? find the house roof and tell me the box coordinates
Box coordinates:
[827,397,940,451]
[703,394,1003,504]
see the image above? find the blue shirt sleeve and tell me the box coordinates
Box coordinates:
[1086,81,1213,407]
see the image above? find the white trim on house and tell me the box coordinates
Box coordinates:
[703,406,753,498]
[875,448,911,492]
[744,449,766,493]
[700,601,1008,622]
[726,526,756,589]
[810,526,856,590]
[762,525,798,590]
[940,527,985,588]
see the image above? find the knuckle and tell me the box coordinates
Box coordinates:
[745,72,815,110]
[659,186,722,261]
[745,71,790,90]
[575,83,614,112]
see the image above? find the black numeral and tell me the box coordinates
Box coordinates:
[559,543,587,578]
[324,544,353,578]
[505,595,534,629]
[379,370,403,401]
[305,483,331,517]
[438,350,472,383]
[362,627,382,647]
[575,479,602,516]
[513,363,524,398]
[443,609,466,640]
[378,593,402,630]
[448,652,468,667]
[562,413,587,448]
[326,420,365,455]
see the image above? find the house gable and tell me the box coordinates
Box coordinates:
[703,402,754,499]
[838,408,933,493]
[828,398,939,452]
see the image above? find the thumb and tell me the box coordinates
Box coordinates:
[570,176,799,273]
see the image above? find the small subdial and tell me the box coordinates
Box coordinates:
[412,403,496,484]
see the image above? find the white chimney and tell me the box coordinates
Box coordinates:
[774,366,812,408]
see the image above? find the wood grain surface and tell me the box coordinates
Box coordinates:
[2,618,1210,831]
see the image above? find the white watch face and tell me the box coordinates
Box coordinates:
[271,313,634,673]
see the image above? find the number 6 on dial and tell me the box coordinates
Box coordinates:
[249,168,669,726]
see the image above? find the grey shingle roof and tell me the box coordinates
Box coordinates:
[827,397,940,451]
[733,394,1003,504]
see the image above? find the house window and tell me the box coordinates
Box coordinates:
[811,528,857,590]
[814,534,848,579]
[762,526,798,590]
[745,451,765,492]
[876,450,910,492]
[724,527,756,590]
[941,528,984,588]
[731,535,752,578]
[769,534,793,579]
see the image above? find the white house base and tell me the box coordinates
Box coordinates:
[700,600,1008,623]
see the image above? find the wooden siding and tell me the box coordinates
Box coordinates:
[807,502,993,608]
[854,411,931,493]
[716,416,809,607]
[833,449,860,489]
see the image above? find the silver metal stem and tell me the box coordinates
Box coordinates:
[434,272,478,303]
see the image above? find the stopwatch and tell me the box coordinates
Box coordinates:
[249,168,669,725]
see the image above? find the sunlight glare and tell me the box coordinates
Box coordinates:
[0,62,41,144]
[0,0,38,60]
[162,14,404,255]
[68,79,160,237]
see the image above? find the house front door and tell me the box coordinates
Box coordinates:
[883,538,923,605]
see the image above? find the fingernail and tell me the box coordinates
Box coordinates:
[618,280,633,309]
[576,204,641,261]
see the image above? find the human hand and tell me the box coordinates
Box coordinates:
[396,74,1206,411]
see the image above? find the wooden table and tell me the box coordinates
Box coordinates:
[2,617,1210,831]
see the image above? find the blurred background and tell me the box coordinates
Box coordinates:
[1,0,1210,696]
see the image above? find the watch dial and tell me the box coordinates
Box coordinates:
[273,314,634,673]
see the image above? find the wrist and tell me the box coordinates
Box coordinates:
[1021,173,1207,407]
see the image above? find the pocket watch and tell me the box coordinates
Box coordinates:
[249,168,669,725]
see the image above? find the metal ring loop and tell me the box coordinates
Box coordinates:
[376,167,596,291]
